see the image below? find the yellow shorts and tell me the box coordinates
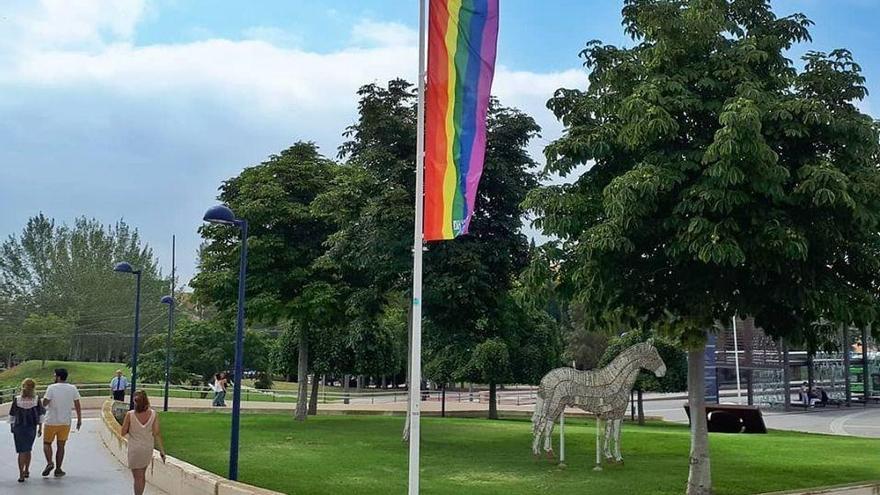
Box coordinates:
[43,424,71,443]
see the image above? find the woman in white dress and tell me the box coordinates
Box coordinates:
[121,391,166,495]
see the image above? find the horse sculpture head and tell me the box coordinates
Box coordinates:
[639,340,666,377]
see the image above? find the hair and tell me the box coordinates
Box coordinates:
[116,369,123,374]
[20,378,36,399]
[55,368,69,381]
[133,390,150,413]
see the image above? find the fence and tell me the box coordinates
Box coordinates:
[0,383,543,407]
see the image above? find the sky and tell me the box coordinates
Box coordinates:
[1,0,878,286]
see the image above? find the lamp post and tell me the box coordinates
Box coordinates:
[203,204,248,481]
[114,261,142,411]
[160,295,174,412]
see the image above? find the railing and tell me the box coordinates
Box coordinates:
[0,383,543,407]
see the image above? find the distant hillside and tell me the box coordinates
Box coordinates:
[0,360,130,390]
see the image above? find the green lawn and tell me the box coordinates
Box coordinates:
[0,360,128,390]
[159,413,880,495]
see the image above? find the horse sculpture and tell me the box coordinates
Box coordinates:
[531,341,666,464]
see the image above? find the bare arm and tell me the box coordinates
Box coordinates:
[121,411,131,436]
[74,399,82,430]
[152,414,166,462]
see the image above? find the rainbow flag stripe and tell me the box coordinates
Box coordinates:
[424,0,499,240]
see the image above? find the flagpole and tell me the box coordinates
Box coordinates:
[408,0,427,493]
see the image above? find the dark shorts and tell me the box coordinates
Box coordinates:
[12,425,37,454]
[113,390,125,401]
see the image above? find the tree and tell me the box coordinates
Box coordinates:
[139,318,271,386]
[599,329,687,424]
[525,1,880,493]
[422,102,557,419]
[0,214,169,363]
[192,142,339,421]
[18,313,71,367]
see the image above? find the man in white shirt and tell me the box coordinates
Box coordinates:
[41,368,82,478]
[110,369,129,402]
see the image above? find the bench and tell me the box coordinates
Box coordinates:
[684,404,767,434]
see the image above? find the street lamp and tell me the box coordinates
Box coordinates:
[114,261,142,411]
[160,295,174,412]
[203,204,248,481]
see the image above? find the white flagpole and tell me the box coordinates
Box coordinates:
[408,0,427,493]
[732,315,742,404]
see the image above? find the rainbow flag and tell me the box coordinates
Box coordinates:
[424,0,499,241]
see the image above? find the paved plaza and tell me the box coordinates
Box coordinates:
[0,413,165,495]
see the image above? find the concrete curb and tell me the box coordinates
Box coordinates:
[98,401,284,495]
[756,481,880,495]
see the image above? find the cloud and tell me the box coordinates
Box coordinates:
[0,3,585,283]
[241,26,304,48]
[351,20,418,47]
[4,0,147,49]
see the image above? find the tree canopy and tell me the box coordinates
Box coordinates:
[525,1,880,493]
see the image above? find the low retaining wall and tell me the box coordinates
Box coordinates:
[99,401,283,495]
[758,482,880,495]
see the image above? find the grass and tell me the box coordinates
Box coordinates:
[159,413,880,495]
[0,360,129,390]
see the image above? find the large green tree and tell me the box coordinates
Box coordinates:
[0,215,168,364]
[525,1,880,493]
[192,142,340,421]
[318,80,560,421]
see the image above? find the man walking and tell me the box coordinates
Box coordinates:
[110,369,128,402]
[42,368,82,478]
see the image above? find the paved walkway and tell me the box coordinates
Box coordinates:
[0,415,165,494]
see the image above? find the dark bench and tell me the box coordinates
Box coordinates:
[684,404,767,434]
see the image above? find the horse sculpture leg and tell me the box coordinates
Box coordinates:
[542,415,556,458]
[603,418,615,459]
[531,397,545,456]
[613,418,623,462]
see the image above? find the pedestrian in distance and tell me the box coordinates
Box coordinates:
[121,390,166,495]
[41,368,82,478]
[213,372,228,407]
[110,369,129,402]
[8,378,45,483]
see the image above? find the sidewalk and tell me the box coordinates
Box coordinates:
[0,416,165,494]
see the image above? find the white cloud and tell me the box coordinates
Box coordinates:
[351,20,418,47]
[0,2,585,283]
[241,26,303,48]
[7,0,146,49]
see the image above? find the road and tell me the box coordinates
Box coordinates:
[640,396,880,437]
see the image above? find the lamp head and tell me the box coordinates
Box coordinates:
[203,205,238,225]
[160,295,174,305]
[113,261,135,274]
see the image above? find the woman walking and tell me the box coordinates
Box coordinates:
[121,391,166,495]
[8,378,45,482]
[215,373,228,407]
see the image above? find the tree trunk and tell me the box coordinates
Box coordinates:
[294,334,309,421]
[488,382,498,420]
[308,374,319,416]
[637,388,645,426]
[343,374,350,405]
[686,346,712,495]
[441,384,446,418]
